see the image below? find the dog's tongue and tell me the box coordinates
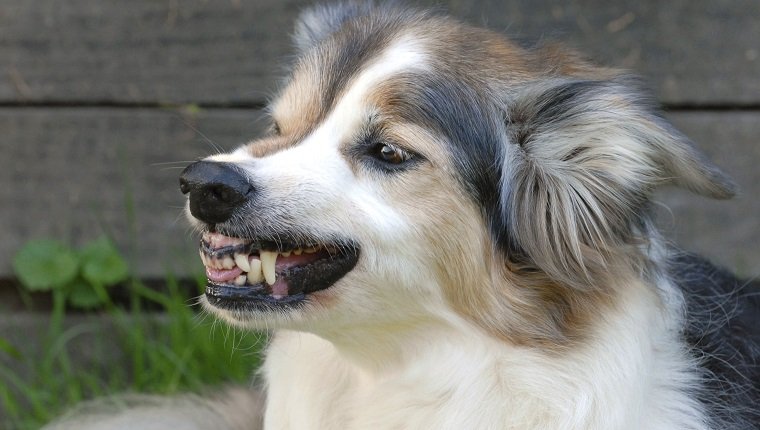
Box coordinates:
[203,232,247,283]
[206,266,243,283]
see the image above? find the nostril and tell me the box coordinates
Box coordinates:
[179,178,191,195]
[209,184,244,204]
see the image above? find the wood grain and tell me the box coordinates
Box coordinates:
[2,0,758,105]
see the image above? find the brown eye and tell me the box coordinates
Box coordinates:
[272,121,282,136]
[377,143,410,164]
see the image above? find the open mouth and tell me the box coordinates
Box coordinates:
[199,231,360,310]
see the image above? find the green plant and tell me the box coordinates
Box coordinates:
[1,238,264,430]
[14,237,129,311]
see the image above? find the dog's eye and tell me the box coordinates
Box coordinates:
[374,143,411,165]
[272,122,282,136]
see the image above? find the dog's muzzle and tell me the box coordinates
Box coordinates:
[179,160,360,311]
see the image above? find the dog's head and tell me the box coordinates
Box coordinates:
[181,4,734,343]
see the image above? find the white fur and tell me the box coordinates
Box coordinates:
[45,388,264,430]
[262,276,707,430]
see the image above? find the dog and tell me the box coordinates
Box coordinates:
[50,3,760,429]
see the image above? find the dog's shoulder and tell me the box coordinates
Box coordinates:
[668,252,760,427]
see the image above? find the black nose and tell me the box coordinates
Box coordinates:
[179,161,254,224]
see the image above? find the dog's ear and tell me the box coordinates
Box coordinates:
[293,2,377,53]
[500,77,736,289]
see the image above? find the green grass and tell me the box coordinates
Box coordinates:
[1,153,265,429]
[0,272,265,430]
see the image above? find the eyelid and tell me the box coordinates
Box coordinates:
[348,123,426,172]
[381,143,412,162]
[361,128,413,156]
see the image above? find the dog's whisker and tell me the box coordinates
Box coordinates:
[158,166,191,171]
[180,117,225,154]
[151,160,198,166]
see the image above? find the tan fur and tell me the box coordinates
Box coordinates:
[270,64,325,140]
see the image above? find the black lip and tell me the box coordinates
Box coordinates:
[205,241,360,311]
[206,284,307,312]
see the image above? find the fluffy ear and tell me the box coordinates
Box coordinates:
[501,77,736,289]
[293,2,377,53]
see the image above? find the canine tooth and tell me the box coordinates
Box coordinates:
[235,253,251,272]
[248,257,264,284]
[293,248,302,256]
[222,256,235,270]
[260,251,277,285]
[234,275,247,286]
[280,250,291,257]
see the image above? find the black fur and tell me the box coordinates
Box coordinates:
[670,253,760,428]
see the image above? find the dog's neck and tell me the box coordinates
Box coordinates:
[297,260,681,372]
[300,311,477,373]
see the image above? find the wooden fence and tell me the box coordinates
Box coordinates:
[1,0,758,278]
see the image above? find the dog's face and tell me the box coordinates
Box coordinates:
[182,5,734,343]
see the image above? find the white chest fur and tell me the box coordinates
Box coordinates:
[262,298,708,430]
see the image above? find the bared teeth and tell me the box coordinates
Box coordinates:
[260,251,277,285]
[247,257,264,284]
[234,253,251,272]
[200,239,325,287]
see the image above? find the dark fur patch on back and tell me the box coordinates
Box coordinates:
[670,253,760,428]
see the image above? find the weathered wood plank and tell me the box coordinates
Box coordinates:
[1,109,758,278]
[449,0,760,106]
[0,107,267,278]
[1,0,758,106]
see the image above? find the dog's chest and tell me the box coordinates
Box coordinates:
[261,328,712,430]
[262,331,522,429]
